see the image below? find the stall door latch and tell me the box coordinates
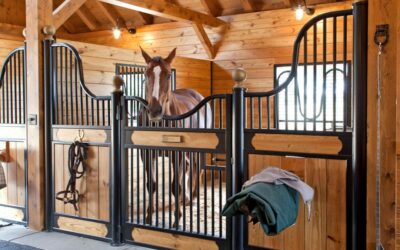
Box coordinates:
[28,114,37,125]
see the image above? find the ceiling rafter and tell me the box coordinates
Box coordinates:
[53,0,88,29]
[283,0,298,8]
[200,0,222,17]
[90,0,121,27]
[76,6,99,31]
[98,0,226,27]
[239,0,256,12]
[192,22,215,59]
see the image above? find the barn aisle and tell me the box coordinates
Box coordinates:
[0,224,152,250]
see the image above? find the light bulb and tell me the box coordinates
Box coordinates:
[295,6,304,21]
[112,27,121,39]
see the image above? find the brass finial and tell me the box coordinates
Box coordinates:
[42,25,56,40]
[232,67,247,88]
[113,75,124,92]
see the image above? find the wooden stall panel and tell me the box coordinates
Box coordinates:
[53,143,110,221]
[247,155,346,250]
[0,141,25,207]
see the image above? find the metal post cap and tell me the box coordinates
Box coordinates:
[232,68,247,88]
[113,75,124,91]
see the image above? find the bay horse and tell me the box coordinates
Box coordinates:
[139,47,211,226]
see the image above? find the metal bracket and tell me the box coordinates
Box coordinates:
[374,24,389,46]
[28,114,38,125]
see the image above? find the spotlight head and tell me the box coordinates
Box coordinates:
[128,28,137,34]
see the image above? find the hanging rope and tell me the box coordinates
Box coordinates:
[56,139,88,211]
[374,24,389,250]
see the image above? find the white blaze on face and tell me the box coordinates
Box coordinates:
[152,66,161,100]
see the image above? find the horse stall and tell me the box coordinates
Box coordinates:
[0,0,399,250]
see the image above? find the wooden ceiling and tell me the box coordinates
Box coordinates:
[0,0,345,35]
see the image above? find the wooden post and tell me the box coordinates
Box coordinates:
[25,0,53,230]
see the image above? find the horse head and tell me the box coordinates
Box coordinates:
[140,47,176,121]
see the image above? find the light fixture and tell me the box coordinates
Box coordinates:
[112,17,122,39]
[112,26,122,39]
[295,5,304,20]
[294,0,315,21]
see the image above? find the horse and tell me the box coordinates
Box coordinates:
[139,47,211,226]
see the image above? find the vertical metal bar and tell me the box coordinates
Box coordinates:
[303,32,308,130]
[74,54,79,125]
[13,54,17,123]
[196,152,200,233]
[219,169,222,237]
[250,97,253,129]
[258,97,262,129]
[69,50,73,125]
[174,151,179,229]
[333,17,337,131]
[162,149,166,228]
[111,79,123,245]
[351,2,368,249]
[10,56,13,123]
[59,48,64,124]
[189,152,193,232]
[211,169,215,236]
[323,19,327,131]
[64,47,68,124]
[18,51,22,123]
[44,38,54,230]
[203,167,207,234]
[169,151,172,228]
[182,152,186,231]
[136,148,140,224]
[232,85,246,249]
[343,15,348,131]
[313,24,317,131]
[267,96,270,129]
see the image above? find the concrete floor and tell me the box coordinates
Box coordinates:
[0,224,153,250]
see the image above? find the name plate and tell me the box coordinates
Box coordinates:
[162,135,182,143]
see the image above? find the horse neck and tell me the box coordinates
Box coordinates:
[163,90,180,116]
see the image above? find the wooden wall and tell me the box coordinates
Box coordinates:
[248,155,347,250]
[58,40,211,98]
[366,0,399,249]
[53,143,109,221]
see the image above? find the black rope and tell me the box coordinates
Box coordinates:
[56,141,88,211]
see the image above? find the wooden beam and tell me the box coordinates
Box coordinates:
[283,0,298,8]
[98,0,225,27]
[239,0,256,12]
[0,23,24,41]
[53,0,88,29]
[76,6,98,31]
[192,22,214,59]
[137,12,154,25]
[92,1,119,26]
[200,0,222,17]
[25,0,53,230]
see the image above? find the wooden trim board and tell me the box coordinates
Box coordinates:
[0,206,24,221]
[132,228,219,250]
[0,126,25,141]
[57,216,108,237]
[131,131,219,149]
[52,128,109,143]
[251,134,343,155]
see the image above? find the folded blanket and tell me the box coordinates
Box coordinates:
[222,182,299,235]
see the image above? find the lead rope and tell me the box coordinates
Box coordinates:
[374,24,389,250]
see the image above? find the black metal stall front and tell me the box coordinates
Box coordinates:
[41,2,368,249]
[0,45,28,225]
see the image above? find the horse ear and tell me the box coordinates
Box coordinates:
[140,46,152,64]
[164,48,176,64]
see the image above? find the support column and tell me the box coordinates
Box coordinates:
[25,0,53,230]
[231,68,247,250]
